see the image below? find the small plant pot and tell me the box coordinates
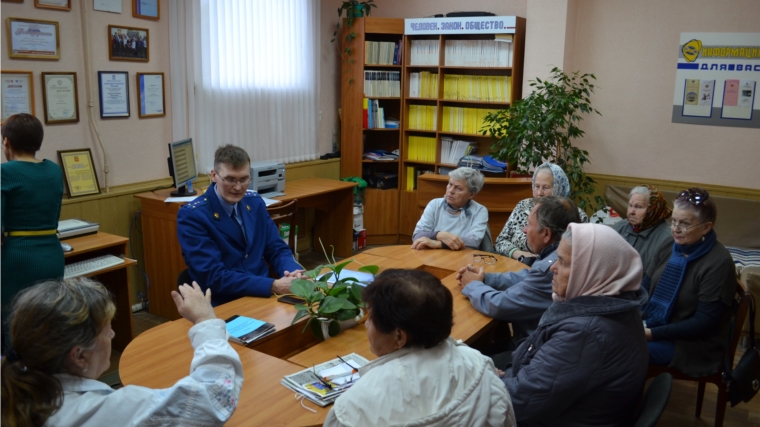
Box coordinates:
[349,5,364,17]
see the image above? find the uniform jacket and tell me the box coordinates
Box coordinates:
[177,184,301,305]
[461,244,557,341]
[324,338,516,427]
[46,319,243,427]
[503,290,649,427]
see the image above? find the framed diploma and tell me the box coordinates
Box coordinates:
[108,25,149,62]
[98,71,130,118]
[35,0,71,11]
[41,72,79,124]
[57,148,101,198]
[1,71,35,122]
[133,0,159,21]
[136,72,165,118]
[7,18,60,60]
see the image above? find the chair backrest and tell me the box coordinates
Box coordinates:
[633,372,673,427]
[478,226,494,252]
[267,199,297,254]
[177,268,192,289]
[727,283,753,368]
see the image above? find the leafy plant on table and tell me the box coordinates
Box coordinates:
[290,243,378,339]
[482,67,606,216]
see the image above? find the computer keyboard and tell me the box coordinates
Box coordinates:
[64,254,125,279]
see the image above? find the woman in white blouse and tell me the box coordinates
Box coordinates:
[0,278,242,427]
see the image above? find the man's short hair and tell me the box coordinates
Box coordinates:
[534,196,581,243]
[214,145,250,170]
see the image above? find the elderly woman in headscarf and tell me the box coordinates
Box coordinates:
[494,163,588,263]
[501,223,648,426]
[611,185,673,271]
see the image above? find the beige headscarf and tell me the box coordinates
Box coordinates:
[556,223,643,302]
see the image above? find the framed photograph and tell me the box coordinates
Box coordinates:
[57,148,101,198]
[98,71,130,118]
[41,72,79,124]
[2,1,25,3]
[108,25,149,62]
[7,17,60,59]
[136,72,165,118]
[34,0,70,11]
[133,0,159,21]
[1,71,35,122]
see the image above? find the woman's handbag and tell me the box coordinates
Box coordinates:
[723,293,760,407]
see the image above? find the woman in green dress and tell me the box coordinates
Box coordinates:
[1,114,65,335]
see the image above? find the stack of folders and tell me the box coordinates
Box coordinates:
[440,138,478,165]
[224,315,276,345]
[281,353,370,406]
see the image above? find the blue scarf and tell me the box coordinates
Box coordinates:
[643,230,716,327]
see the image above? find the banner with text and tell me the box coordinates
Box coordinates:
[405,16,516,35]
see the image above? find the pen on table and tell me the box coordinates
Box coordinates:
[311,368,333,389]
[322,370,357,382]
[336,355,359,373]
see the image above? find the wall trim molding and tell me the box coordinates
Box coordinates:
[589,173,760,200]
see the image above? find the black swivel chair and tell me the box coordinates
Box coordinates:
[633,372,673,427]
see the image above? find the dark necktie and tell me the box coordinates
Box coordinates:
[231,208,246,244]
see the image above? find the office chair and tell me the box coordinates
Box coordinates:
[177,268,192,289]
[267,199,298,255]
[478,227,494,252]
[633,372,673,427]
[645,283,751,427]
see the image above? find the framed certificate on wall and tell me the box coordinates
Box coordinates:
[133,0,159,20]
[57,148,101,198]
[7,17,60,59]
[41,72,79,124]
[136,72,165,118]
[1,71,35,122]
[98,71,130,118]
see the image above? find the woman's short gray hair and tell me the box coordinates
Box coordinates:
[449,167,485,194]
[629,186,651,200]
[561,228,572,246]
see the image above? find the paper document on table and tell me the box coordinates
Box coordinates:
[165,196,198,203]
[261,197,280,206]
[280,353,370,406]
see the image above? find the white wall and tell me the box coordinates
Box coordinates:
[1,0,172,188]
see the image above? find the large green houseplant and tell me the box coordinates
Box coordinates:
[331,0,377,84]
[482,67,605,214]
[290,247,378,340]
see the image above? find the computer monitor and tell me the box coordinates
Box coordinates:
[167,138,198,197]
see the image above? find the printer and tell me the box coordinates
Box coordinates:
[248,161,285,197]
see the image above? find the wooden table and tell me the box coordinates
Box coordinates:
[63,232,137,352]
[119,246,526,426]
[134,178,356,320]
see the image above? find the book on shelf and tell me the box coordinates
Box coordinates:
[444,39,511,67]
[442,106,499,134]
[385,117,400,129]
[440,137,478,165]
[364,71,400,97]
[363,149,399,161]
[224,315,276,345]
[407,136,436,162]
[457,155,507,173]
[280,353,370,407]
[443,75,510,102]
[409,72,438,98]
[410,39,439,65]
[364,41,402,65]
[407,105,437,131]
[406,166,434,190]
[363,99,389,129]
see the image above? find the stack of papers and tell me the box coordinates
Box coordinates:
[224,315,276,345]
[362,150,399,162]
[281,353,370,406]
[457,155,507,173]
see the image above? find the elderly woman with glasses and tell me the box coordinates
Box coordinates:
[641,188,736,376]
[324,269,515,427]
[494,163,587,262]
[412,167,489,251]
[611,185,673,271]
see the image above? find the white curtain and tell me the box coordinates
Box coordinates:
[169,0,320,173]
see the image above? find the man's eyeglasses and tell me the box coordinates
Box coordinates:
[215,171,251,187]
[667,219,706,232]
[678,190,707,206]
[472,254,497,265]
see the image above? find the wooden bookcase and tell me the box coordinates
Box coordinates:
[398,17,526,240]
[340,18,404,245]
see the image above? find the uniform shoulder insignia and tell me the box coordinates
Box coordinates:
[244,190,259,197]
[182,196,208,209]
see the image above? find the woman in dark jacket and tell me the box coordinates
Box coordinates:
[502,223,649,427]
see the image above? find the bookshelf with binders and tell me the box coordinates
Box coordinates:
[398,17,526,240]
[340,18,404,245]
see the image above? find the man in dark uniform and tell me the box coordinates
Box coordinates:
[177,144,303,306]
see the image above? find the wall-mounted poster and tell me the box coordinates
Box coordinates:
[672,32,760,129]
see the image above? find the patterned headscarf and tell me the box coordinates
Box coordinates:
[532,162,571,197]
[636,184,672,232]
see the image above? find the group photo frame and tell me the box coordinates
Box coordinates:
[108,24,149,62]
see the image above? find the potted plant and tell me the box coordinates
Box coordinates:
[332,0,377,84]
[290,246,378,340]
[482,67,606,215]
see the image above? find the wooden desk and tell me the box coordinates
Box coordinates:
[413,174,533,242]
[134,178,356,320]
[120,246,526,426]
[64,232,136,352]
